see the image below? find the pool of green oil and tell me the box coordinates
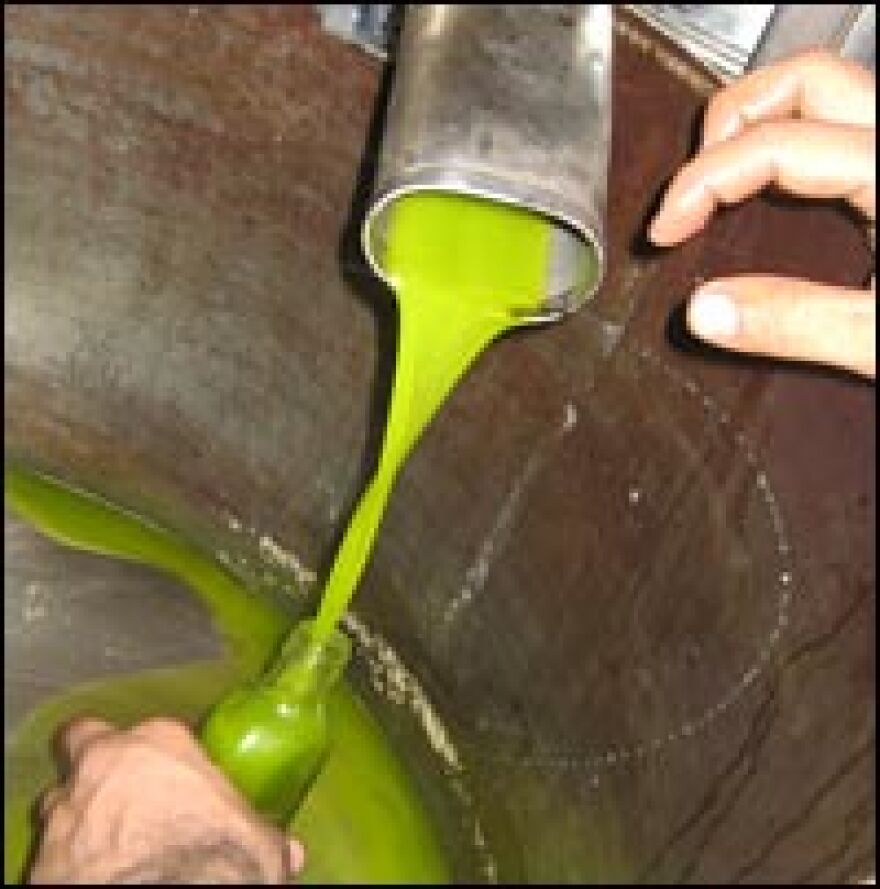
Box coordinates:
[4,464,448,885]
[5,191,559,882]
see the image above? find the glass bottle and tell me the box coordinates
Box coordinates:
[199,619,351,825]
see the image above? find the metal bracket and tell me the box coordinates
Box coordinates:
[315,4,397,59]
[625,4,875,80]
[752,4,875,71]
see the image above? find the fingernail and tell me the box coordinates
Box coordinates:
[688,290,740,340]
[288,838,305,874]
[648,207,672,244]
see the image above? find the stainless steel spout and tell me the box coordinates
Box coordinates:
[362,4,612,321]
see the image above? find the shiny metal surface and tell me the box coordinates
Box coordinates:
[626,4,776,79]
[363,5,611,320]
[4,5,875,882]
[753,3,876,70]
[624,4,876,79]
[315,4,396,59]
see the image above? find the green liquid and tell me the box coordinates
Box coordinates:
[4,191,553,881]
[4,466,447,885]
[312,192,550,641]
[200,619,353,825]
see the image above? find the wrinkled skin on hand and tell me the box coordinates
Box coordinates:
[650,50,875,379]
[29,717,304,884]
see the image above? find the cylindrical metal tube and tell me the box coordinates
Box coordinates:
[362,4,612,321]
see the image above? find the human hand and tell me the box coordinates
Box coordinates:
[649,49,875,379]
[29,716,305,884]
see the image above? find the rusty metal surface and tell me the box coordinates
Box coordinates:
[4,5,875,883]
[363,4,611,316]
[4,511,221,730]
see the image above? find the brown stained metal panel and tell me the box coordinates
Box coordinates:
[4,5,875,883]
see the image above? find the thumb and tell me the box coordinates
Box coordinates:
[686,276,875,379]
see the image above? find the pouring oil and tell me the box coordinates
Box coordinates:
[5,192,555,881]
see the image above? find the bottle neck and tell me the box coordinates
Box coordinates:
[265,619,351,700]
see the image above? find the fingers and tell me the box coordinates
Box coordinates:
[41,718,115,824]
[37,714,308,886]
[129,717,207,768]
[702,49,876,149]
[57,717,115,767]
[127,717,305,875]
[649,120,875,245]
[55,716,215,797]
[686,276,876,378]
[649,50,876,246]
[131,717,265,808]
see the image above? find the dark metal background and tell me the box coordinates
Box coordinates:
[5,6,874,882]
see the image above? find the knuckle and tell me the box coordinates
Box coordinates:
[73,737,117,780]
[58,715,110,748]
[133,716,194,745]
[63,715,108,736]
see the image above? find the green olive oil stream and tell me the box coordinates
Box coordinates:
[312,191,551,641]
[4,192,553,882]
[200,192,553,823]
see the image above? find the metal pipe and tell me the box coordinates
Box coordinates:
[362,4,612,321]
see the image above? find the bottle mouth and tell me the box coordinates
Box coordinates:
[268,619,352,697]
